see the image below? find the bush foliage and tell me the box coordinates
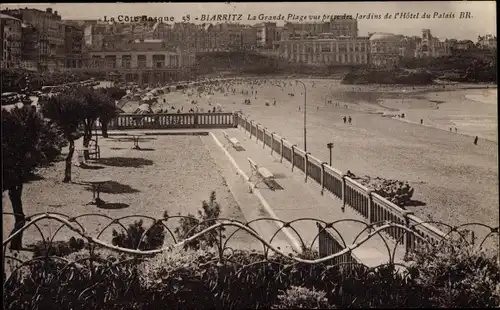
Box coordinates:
[4,191,499,310]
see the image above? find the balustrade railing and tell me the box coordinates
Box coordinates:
[236,112,451,257]
[97,112,236,130]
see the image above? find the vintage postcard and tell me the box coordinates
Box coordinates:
[1,2,498,309]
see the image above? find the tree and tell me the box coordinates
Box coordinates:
[99,87,126,137]
[74,88,110,160]
[41,93,86,183]
[2,106,65,250]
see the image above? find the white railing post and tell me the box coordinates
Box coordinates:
[403,210,414,257]
[262,127,266,148]
[270,132,275,155]
[291,144,296,172]
[366,190,373,231]
[341,174,347,212]
[249,120,254,139]
[280,138,284,163]
[304,152,311,182]
[320,162,327,195]
[256,124,260,144]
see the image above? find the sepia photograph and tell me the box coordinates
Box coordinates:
[1,1,498,308]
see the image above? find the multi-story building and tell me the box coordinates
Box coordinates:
[1,7,64,71]
[153,22,210,52]
[208,23,258,51]
[281,19,358,40]
[276,33,369,66]
[453,39,475,51]
[398,36,420,59]
[477,35,497,50]
[84,39,196,85]
[326,19,358,37]
[254,22,280,49]
[1,13,22,69]
[414,29,451,58]
[369,33,403,68]
[63,22,84,69]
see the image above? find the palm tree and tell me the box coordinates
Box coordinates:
[42,92,86,183]
[2,106,65,250]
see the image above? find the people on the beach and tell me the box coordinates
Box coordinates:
[420,119,423,125]
[474,136,478,145]
[343,116,347,124]
[455,127,457,133]
[348,116,352,124]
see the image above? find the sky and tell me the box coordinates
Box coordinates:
[1,2,496,41]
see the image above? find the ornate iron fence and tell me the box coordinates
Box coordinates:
[3,211,498,284]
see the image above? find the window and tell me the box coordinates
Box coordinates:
[321,44,331,52]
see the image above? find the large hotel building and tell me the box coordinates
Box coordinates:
[276,19,370,66]
[84,39,196,84]
[276,34,370,66]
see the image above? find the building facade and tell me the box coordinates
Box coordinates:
[63,22,84,69]
[477,35,497,50]
[84,40,196,85]
[414,29,451,58]
[369,33,403,68]
[1,8,65,71]
[276,34,369,66]
[282,19,358,40]
[398,36,420,59]
[254,22,281,49]
[1,13,22,69]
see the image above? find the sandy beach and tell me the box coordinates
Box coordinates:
[124,78,499,228]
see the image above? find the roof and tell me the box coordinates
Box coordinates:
[0,13,21,22]
[369,33,398,41]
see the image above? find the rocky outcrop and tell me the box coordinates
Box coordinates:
[341,69,435,85]
[346,171,415,208]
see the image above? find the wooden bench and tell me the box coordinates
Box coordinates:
[88,139,100,160]
[222,130,241,149]
[247,157,275,189]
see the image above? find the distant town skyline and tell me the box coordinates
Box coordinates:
[1,2,496,41]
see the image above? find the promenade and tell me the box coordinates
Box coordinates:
[97,127,408,266]
[203,128,407,267]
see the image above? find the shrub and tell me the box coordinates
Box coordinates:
[30,237,86,258]
[407,238,500,308]
[174,191,225,250]
[4,239,500,309]
[111,220,165,251]
[272,286,331,309]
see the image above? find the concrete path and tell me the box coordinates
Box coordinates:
[208,128,407,267]
[95,127,407,266]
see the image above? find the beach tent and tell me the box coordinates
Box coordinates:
[135,103,153,114]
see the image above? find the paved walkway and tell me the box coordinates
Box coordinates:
[208,128,407,267]
[95,127,407,266]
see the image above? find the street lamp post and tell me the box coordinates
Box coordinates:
[327,143,334,166]
[296,80,307,152]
